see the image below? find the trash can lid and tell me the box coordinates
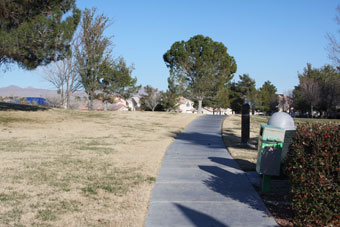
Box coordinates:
[268,112,296,130]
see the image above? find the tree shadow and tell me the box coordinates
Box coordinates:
[198,164,272,215]
[208,156,256,171]
[168,129,258,171]
[222,129,258,149]
[0,102,49,111]
[175,203,229,227]
[167,131,226,149]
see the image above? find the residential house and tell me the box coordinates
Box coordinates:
[127,96,140,111]
[178,97,196,113]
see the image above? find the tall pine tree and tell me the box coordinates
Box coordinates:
[0,0,80,70]
[163,35,237,113]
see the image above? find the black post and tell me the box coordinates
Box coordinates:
[241,103,250,144]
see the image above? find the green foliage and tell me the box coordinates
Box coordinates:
[203,85,229,110]
[99,57,140,100]
[163,34,236,112]
[257,80,277,114]
[229,74,257,113]
[318,65,340,116]
[0,0,80,70]
[283,123,340,226]
[160,78,180,111]
[75,8,112,110]
[292,86,309,113]
[293,64,340,118]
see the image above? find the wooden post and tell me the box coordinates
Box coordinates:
[241,103,250,144]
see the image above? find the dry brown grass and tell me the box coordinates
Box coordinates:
[0,109,198,227]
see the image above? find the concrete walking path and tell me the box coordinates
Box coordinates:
[145,115,277,227]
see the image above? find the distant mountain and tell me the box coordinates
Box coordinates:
[0,85,86,98]
[0,85,146,99]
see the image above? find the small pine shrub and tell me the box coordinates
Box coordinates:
[283,123,340,226]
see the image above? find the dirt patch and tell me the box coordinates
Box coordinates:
[0,109,198,226]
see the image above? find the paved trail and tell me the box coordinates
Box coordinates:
[145,115,277,227]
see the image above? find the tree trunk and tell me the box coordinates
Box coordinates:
[152,104,157,111]
[198,99,203,114]
[60,88,65,109]
[88,95,94,110]
[66,92,70,109]
[310,105,313,118]
[104,101,107,111]
[66,80,70,109]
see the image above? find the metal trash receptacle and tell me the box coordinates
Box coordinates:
[256,124,284,176]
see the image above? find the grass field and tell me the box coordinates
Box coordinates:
[0,109,197,227]
[222,114,340,171]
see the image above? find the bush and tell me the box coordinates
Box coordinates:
[283,123,340,226]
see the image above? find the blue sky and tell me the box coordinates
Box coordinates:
[0,0,339,93]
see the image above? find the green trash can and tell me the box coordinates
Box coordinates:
[256,112,296,193]
[256,124,285,176]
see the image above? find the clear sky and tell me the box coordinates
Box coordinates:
[0,0,339,93]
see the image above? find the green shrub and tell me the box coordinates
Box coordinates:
[283,123,340,226]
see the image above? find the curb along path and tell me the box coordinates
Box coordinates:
[145,115,277,227]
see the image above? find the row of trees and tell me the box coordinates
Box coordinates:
[229,75,278,114]
[140,74,278,114]
[44,8,139,110]
[8,1,339,116]
[0,1,280,114]
[1,2,139,110]
[292,64,340,118]
[138,35,277,114]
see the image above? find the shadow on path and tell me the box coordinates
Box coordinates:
[198,165,270,214]
[168,131,226,149]
[209,157,256,172]
[175,203,229,227]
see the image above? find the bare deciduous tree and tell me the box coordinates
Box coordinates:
[327,5,340,67]
[140,85,161,111]
[41,57,82,109]
[300,77,321,118]
[278,91,294,113]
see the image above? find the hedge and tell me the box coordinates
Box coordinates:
[283,123,340,226]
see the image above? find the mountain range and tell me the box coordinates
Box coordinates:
[0,85,86,98]
[0,85,146,99]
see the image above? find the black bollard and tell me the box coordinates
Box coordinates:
[241,103,250,144]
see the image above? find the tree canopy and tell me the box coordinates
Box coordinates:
[229,74,257,113]
[99,57,140,100]
[75,8,112,110]
[160,77,180,112]
[293,63,340,117]
[0,0,80,70]
[163,35,237,113]
[257,80,278,114]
